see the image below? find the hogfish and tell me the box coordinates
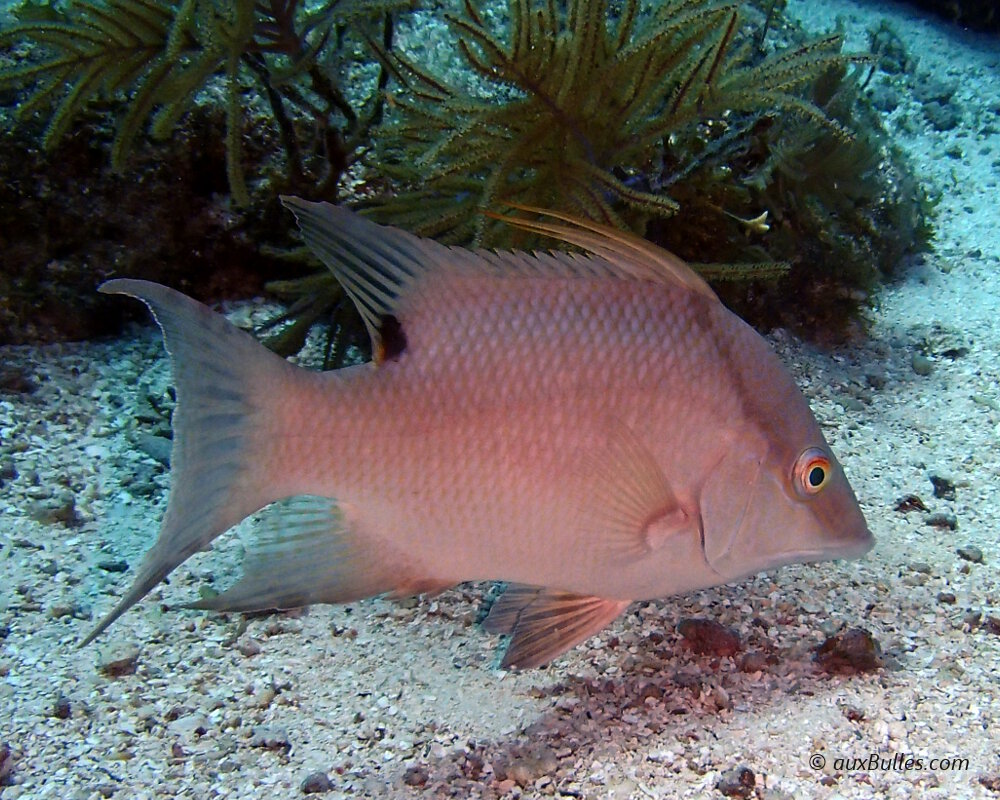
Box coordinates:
[83,200,872,668]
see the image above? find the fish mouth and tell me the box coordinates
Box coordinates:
[782,528,875,566]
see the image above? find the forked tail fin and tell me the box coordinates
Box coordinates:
[81,279,302,646]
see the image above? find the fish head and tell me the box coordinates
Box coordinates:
[698,351,873,582]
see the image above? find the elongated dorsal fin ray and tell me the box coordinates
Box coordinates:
[486,204,718,301]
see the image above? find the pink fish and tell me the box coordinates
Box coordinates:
[83,200,872,668]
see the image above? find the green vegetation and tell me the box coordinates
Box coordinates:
[0,0,934,346]
[0,0,407,204]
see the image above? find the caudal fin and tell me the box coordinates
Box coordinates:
[81,279,300,646]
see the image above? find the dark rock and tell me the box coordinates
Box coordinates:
[924,100,960,132]
[135,433,172,466]
[984,617,1000,637]
[0,460,17,482]
[841,705,866,722]
[926,512,957,530]
[937,592,956,605]
[814,628,883,674]
[957,545,983,564]
[930,475,956,500]
[677,618,741,657]
[909,561,932,574]
[97,559,130,573]
[716,765,755,798]
[403,766,429,787]
[0,367,38,394]
[301,771,334,793]
[52,695,72,719]
[894,494,926,513]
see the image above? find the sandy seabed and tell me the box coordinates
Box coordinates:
[2,0,1000,798]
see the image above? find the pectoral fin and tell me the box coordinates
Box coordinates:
[483,585,630,669]
[580,421,698,559]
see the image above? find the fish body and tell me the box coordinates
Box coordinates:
[85,201,872,667]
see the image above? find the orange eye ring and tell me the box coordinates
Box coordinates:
[793,448,831,497]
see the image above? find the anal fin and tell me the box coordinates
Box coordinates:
[190,496,431,613]
[483,584,630,669]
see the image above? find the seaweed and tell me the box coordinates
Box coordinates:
[360,0,863,249]
[0,0,410,204]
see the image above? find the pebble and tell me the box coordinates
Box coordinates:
[937,591,957,604]
[98,644,141,678]
[402,765,429,787]
[737,651,770,673]
[814,628,883,674]
[134,433,171,466]
[716,765,756,798]
[894,494,927,512]
[250,726,292,753]
[301,771,334,793]
[956,545,983,563]
[677,618,741,657]
[910,353,933,375]
[925,512,957,530]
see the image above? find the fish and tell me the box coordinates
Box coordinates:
[82,199,873,668]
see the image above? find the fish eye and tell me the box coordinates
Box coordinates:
[793,448,831,497]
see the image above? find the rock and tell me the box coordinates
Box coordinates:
[0,367,38,394]
[502,746,558,787]
[814,628,882,674]
[0,742,14,786]
[925,512,957,530]
[716,765,755,798]
[677,618,741,657]
[250,726,291,754]
[98,644,141,678]
[134,433,171,466]
[97,559,129,573]
[937,592,957,605]
[737,651,769,673]
[984,617,1000,637]
[957,545,983,563]
[910,353,933,376]
[301,771,333,793]
[402,765,429,787]
[29,494,82,527]
[929,475,956,500]
[237,638,262,657]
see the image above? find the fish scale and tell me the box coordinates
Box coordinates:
[82,199,872,669]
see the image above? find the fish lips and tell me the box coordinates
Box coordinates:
[701,457,873,580]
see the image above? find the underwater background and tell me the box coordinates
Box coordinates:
[1,0,999,797]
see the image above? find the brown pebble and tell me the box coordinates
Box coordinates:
[98,645,140,678]
[894,494,927,512]
[677,618,741,657]
[937,592,956,605]
[737,651,769,673]
[814,628,882,674]
[52,695,71,719]
[238,638,262,657]
[984,617,1000,636]
[301,771,333,793]
[716,765,755,798]
[841,704,866,722]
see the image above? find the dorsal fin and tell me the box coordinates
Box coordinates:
[485,204,718,301]
[282,196,448,361]
[281,197,720,360]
